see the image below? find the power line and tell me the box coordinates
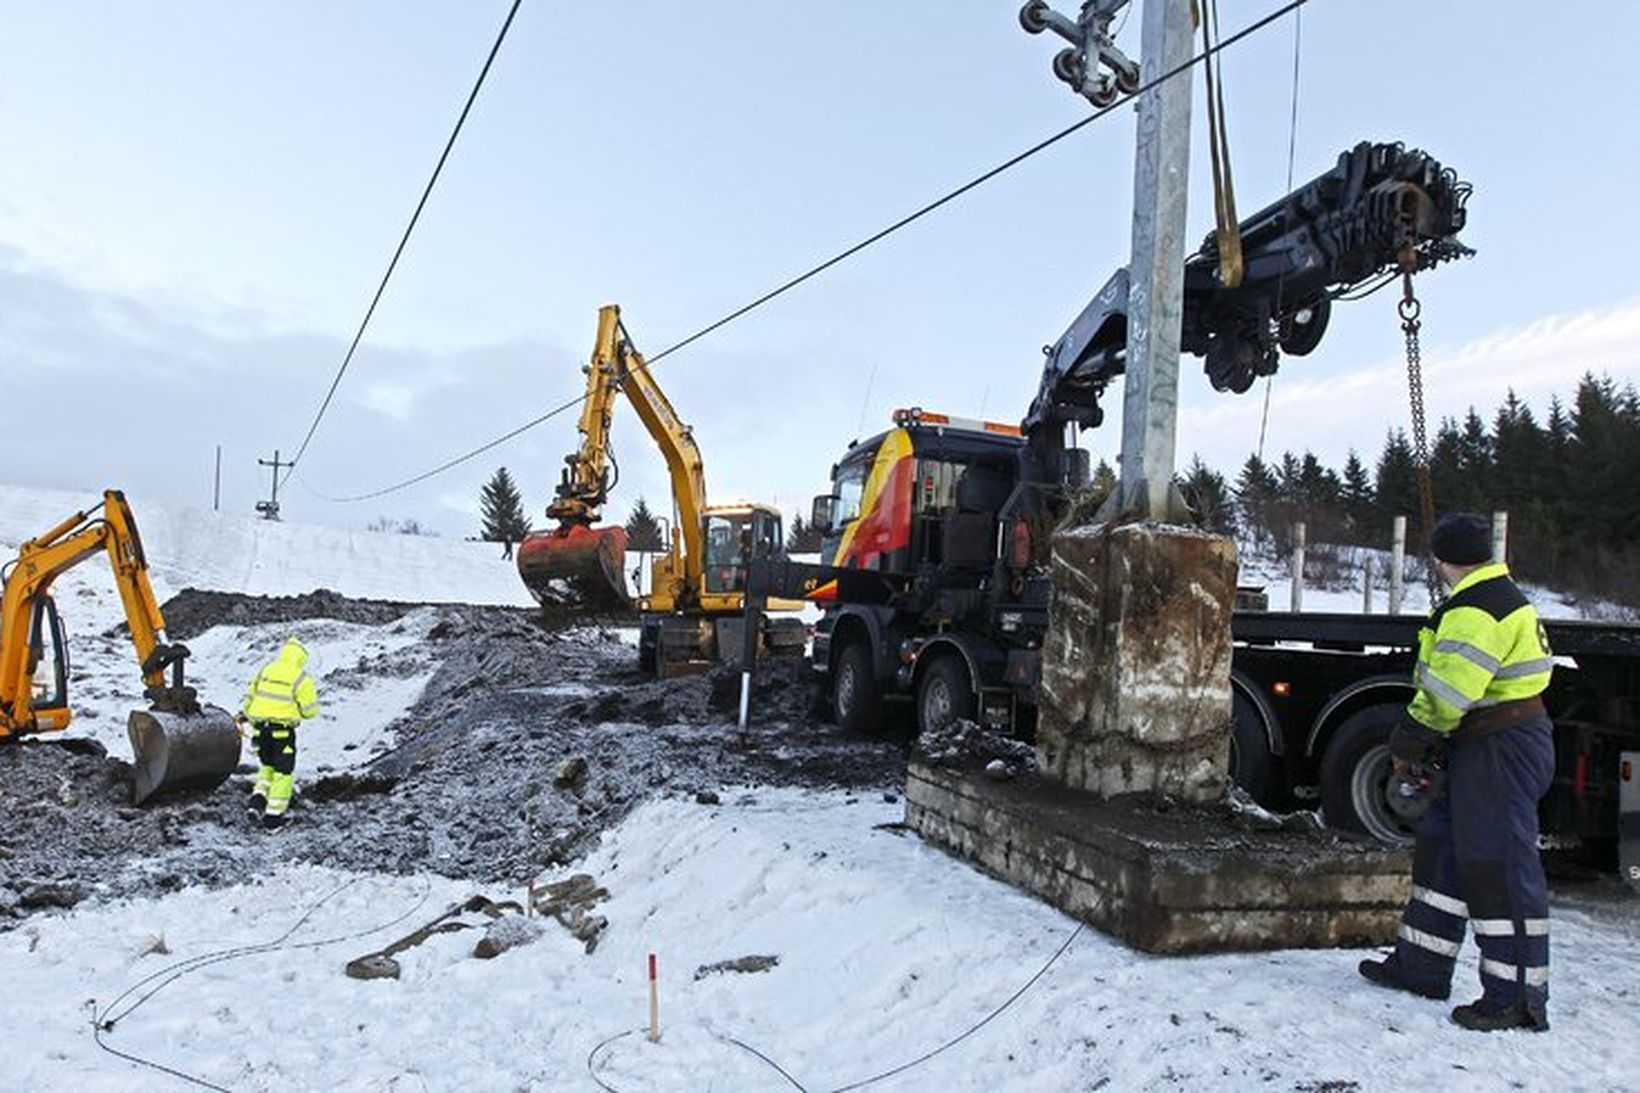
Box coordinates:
[281,0,525,487]
[315,0,1313,504]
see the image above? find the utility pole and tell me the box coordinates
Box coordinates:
[256,449,289,521]
[1019,0,1194,518]
[213,445,222,512]
[1118,0,1193,517]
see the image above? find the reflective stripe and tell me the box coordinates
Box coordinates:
[1435,639,1501,675]
[1481,958,1549,987]
[1417,663,1477,712]
[1412,885,1469,918]
[1495,658,1554,680]
[1399,924,1461,958]
[1524,918,1550,936]
[252,687,298,702]
[1472,918,1514,937]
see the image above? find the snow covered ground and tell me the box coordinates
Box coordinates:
[4,486,1638,1091]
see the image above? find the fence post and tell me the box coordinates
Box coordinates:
[1290,521,1306,613]
[1362,554,1375,614]
[1491,510,1509,565]
[1389,515,1407,615]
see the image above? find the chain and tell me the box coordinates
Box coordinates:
[1400,270,1443,602]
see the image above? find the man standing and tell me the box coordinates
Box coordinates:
[241,636,320,830]
[1357,513,1556,1031]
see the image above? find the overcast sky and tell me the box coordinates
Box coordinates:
[3,1,1638,538]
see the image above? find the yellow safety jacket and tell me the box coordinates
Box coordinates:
[1407,562,1553,735]
[242,638,320,726]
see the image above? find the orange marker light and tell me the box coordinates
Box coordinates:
[1271,681,1291,697]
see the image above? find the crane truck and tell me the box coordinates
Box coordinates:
[0,490,242,804]
[516,305,805,677]
[746,141,1640,869]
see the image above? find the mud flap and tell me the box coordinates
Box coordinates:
[127,704,241,805]
[1622,750,1639,892]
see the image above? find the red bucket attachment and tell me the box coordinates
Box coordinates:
[517,524,630,609]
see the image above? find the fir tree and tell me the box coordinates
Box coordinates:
[1176,455,1236,535]
[1340,450,1374,541]
[479,467,532,543]
[624,496,665,552]
[1373,429,1419,535]
[1234,454,1280,551]
[787,511,824,552]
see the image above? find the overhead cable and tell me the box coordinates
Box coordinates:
[281,0,526,487]
[318,0,1313,503]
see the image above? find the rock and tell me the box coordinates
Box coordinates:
[18,882,85,910]
[694,954,780,980]
[473,914,546,959]
[695,790,721,806]
[983,758,1013,781]
[554,756,589,795]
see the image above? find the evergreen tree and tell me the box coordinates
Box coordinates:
[1373,429,1419,536]
[1457,408,1495,509]
[1234,454,1280,552]
[1176,455,1236,535]
[624,496,665,552]
[787,511,824,552]
[479,467,532,543]
[1429,415,1468,514]
[1340,450,1374,541]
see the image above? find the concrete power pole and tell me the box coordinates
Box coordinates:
[1118,0,1193,518]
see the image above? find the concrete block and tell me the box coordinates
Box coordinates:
[1038,520,1238,804]
[906,760,1409,954]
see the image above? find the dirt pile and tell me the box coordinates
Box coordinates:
[3,592,904,929]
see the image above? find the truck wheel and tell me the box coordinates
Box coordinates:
[1320,705,1418,846]
[917,655,976,736]
[1230,690,1276,807]
[833,641,882,734]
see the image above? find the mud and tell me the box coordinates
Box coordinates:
[2,591,904,928]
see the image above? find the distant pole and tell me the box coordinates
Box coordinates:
[1117,0,1193,518]
[1362,554,1374,614]
[1491,510,1508,565]
[1389,515,1407,615]
[1289,521,1306,612]
[256,449,290,521]
[213,445,222,512]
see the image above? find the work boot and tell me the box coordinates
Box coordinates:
[261,811,288,832]
[1358,956,1450,1001]
[247,793,267,816]
[1451,1001,1549,1032]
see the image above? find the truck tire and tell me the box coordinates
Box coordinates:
[1230,690,1276,807]
[1319,704,1418,846]
[917,654,976,736]
[833,640,882,734]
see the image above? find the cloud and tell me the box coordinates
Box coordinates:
[1177,298,1640,469]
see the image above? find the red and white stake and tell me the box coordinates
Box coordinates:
[647,952,660,1042]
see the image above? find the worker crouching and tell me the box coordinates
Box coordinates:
[240,636,320,830]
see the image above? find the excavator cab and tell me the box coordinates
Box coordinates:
[26,596,68,720]
[702,506,782,597]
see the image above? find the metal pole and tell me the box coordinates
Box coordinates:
[1290,521,1305,613]
[1117,0,1193,518]
[213,445,222,512]
[1491,510,1508,565]
[1362,554,1374,614]
[1389,515,1407,615]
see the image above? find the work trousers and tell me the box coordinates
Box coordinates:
[251,720,298,817]
[1392,716,1554,1019]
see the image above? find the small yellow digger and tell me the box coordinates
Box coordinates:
[517,305,805,676]
[0,490,241,803]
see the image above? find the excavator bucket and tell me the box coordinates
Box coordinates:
[517,524,631,610]
[127,703,241,806]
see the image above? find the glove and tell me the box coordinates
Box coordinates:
[1388,713,1443,764]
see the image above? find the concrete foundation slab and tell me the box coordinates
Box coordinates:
[907,759,1410,954]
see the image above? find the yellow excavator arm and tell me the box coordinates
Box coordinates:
[0,490,240,803]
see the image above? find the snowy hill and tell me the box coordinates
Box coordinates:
[3,485,1637,1092]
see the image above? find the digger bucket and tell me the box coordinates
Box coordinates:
[127,703,241,805]
[517,524,630,609]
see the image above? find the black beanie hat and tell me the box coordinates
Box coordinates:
[1430,513,1492,566]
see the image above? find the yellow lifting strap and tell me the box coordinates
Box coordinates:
[1196,0,1243,289]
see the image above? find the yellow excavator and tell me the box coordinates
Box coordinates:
[0,490,241,804]
[516,304,805,677]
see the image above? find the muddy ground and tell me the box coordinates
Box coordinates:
[0,590,906,927]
